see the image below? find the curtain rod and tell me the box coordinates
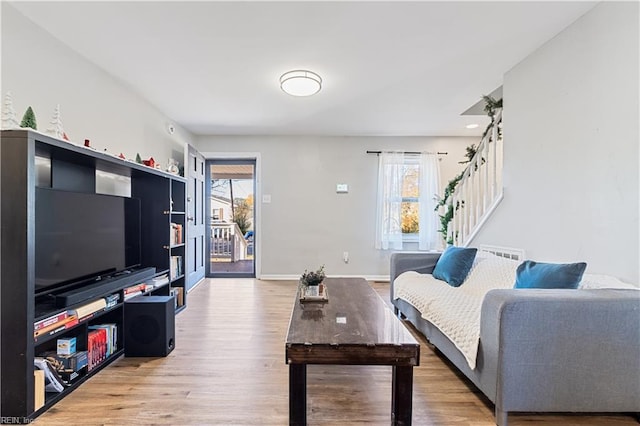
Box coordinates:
[366,150,448,155]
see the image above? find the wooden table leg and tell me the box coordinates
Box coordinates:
[391,365,413,426]
[289,363,307,426]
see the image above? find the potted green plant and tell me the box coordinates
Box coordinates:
[300,265,326,297]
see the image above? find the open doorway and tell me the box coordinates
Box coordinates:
[206,160,256,277]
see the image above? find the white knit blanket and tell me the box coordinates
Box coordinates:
[393,252,519,369]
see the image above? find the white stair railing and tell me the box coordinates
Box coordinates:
[450,109,503,246]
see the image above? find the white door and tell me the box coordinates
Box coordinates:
[185,144,205,290]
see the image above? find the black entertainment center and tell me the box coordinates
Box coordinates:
[0,129,188,421]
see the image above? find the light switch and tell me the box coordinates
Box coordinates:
[262,194,271,203]
[336,184,348,193]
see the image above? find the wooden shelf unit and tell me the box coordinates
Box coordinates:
[168,179,187,310]
[0,129,187,420]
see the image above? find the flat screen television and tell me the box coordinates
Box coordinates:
[35,188,141,295]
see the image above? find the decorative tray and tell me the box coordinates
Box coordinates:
[299,283,328,303]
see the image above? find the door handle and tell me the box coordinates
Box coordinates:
[187,216,194,222]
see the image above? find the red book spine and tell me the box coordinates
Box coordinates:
[33,315,79,339]
[99,329,107,363]
[87,333,93,371]
[124,283,146,295]
[34,311,69,331]
[88,331,98,371]
[65,317,79,329]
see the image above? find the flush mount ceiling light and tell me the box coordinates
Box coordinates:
[465,123,479,129]
[280,70,322,97]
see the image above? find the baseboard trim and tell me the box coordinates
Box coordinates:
[259,274,390,282]
[257,274,298,281]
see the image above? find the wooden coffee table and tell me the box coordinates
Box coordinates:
[285,277,419,425]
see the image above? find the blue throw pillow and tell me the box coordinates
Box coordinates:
[514,260,587,289]
[432,246,478,287]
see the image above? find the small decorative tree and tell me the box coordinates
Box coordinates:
[20,106,37,130]
[2,92,20,129]
[46,104,65,139]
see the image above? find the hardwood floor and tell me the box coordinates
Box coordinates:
[34,279,637,425]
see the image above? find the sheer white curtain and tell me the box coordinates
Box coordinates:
[375,151,442,251]
[418,153,441,250]
[375,152,404,250]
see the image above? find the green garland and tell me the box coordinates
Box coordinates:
[457,144,485,170]
[481,95,503,140]
[439,204,454,244]
[458,144,478,165]
[436,173,463,244]
[435,172,463,210]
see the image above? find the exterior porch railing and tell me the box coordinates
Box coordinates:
[211,222,248,262]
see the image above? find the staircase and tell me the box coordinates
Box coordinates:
[449,109,503,246]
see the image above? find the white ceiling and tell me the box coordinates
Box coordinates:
[11,1,596,137]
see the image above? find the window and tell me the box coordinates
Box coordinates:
[401,160,420,240]
[375,152,441,251]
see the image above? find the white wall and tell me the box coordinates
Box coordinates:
[1,4,193,168]
[197,135,477,278]
[473,2,639,283]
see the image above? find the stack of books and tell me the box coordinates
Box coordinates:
[123,283,148,300]
[34,311,78,339]
[170,256,183,280]
[170,223,183,245]
[39,336,89,384]
[87,328,106,371]
[152,274,170,288]
[88,323,118,369]
[34,293,120,339]
[170,287,185,308]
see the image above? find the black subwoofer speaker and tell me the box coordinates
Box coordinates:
[124,296,175,357]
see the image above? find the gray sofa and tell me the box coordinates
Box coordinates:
[390,252,640,426]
